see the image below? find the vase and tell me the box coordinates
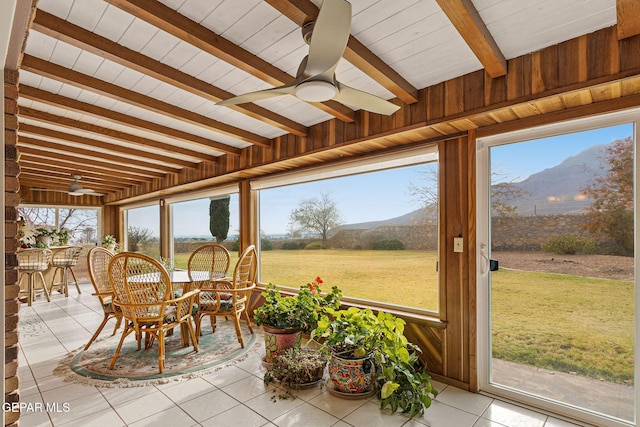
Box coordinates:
[262,326,302,364]
[328,352,375,394]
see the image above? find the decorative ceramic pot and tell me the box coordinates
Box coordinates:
[262,326,302,363]
[328,352,375,393]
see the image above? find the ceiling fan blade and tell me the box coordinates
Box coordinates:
[304,0,352,77]
[334,83,401,116]
[31,188,68,194]
[217,84,296,106]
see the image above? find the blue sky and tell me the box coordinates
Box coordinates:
[130,123,633,237]
[490,124,632,182]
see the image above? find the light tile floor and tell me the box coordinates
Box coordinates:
[16,281,588,427]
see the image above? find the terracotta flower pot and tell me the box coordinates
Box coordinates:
[262,325,302,363]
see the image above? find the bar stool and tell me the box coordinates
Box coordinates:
[17,248,52,306]
[50,246,84,297]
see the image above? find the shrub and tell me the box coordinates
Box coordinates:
[261,238,273,251]
[542,234,595,255]
[304,242,328,250]
[281,242,302,250]
[372,240,404,250]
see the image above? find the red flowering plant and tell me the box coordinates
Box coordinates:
[254,277,342,332]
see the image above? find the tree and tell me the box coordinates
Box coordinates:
[127,226,153,251]
[288,192,342,244]
[209,196,230,243]
[583,137,633,255]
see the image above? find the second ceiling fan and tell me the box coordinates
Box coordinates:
[217,0,400,116]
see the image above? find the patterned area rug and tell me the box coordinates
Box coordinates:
[54,321,262,388]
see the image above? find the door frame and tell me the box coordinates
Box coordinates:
[476,109,640,427]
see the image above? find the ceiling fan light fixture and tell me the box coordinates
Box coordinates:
[295,80,337,102]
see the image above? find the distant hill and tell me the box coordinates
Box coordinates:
[341,142,611,229]
[502,143,608,215]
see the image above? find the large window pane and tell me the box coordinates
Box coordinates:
[18,206,99,246]
[171,194,239,269]
[259,163,439,312]
[126,205,160,259]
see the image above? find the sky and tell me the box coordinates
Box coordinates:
[128,123,633,237]
[490,123,632,182]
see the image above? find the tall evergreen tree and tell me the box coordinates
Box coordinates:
[209,196,230,243]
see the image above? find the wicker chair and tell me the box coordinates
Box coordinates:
[17,248,52,306]
[193,245,257,348]
[84,247,123,350]
[108,252,199,374]
[49,245,83,297]
[187,243,231,285]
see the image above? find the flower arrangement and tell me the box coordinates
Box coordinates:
[101,235,117,245]
[253,277,342,332]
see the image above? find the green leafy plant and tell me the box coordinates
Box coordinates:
[311,307,437,418]
[253,277,341,332]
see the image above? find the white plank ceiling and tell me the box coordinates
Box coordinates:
[16,0,617,199]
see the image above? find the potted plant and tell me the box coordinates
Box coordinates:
[55,229,71,246]
[253,277,341,363]
[34,228,56,247]
[264,347,328,397]
[101,235,117,251]
[311,306,437,418]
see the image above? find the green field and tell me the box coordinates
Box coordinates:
[174,248,634,384]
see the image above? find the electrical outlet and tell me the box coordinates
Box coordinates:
[454,237,463,253]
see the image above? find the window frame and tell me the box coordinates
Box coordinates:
[252,144,441,316]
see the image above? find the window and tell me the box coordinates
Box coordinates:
[125,204,160,259]
[170,193,240,269]
[256,147,439,312]
[18,206,99,246]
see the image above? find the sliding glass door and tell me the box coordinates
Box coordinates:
[477,111,638,427]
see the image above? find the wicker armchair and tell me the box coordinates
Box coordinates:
[108,252,199,374]
[193,245,257,348]
[84,247,123,350]
[50,245,83,297]
[187,243,231,284]
[17,248,52,306]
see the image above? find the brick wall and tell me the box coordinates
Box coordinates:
[5,69,21,427]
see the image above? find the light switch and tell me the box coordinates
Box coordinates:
[454,237,463,253]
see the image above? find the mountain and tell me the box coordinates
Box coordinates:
[503,143,608,215]
[341,142,611,229]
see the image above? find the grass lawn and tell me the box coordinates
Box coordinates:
[492,269,633,384]
[174,248,633,384]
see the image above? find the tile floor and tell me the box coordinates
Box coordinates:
[16,281,588,427]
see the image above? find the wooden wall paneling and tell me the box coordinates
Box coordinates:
[404,322,444,375]
[619,35,640,71]
[588,27,620,79]
[558,36,588,87]
[464,70,485,111]
[438,135,472,386]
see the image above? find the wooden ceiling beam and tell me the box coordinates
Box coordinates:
[19,154,150,183]
[31,11,307,137]
[18,135,181,173]
[19,123,198,168]
[18,145,166,178]
[19,107,218,162]
[435,0,507,78]
[19,85,242,156]
[617,0,640,39]
[106,0,356,123]
[265,0,419,104]
[21,54,270,147]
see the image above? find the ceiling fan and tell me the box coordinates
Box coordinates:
[31,174,104,197]
[217,0,400,116]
